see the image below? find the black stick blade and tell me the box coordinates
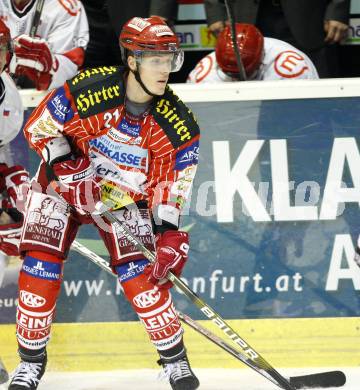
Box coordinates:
[290,371,346,389]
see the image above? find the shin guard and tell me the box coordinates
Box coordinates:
[116,259,184,352]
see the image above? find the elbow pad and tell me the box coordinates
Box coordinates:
[41,137,72,166]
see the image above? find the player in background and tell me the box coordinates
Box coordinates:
[0,18,30,386]
[187,23,319,83]
[0,0,89,90]
[0,19,29,290]
[8,16,200,390]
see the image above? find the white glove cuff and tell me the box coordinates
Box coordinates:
[42,136,72,165]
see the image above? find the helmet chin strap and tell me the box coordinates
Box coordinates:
[132,67,162,98]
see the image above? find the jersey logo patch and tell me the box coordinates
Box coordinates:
[193,54,213,83]
[68,66,125,118]
[152,86,200,148]
[22,256,61,281]
[175,140,199,170]
[116,259,149,283]
[118,117,141,137]
[89,137,147,169]
[274,51,309,78]
[47,87,74,123]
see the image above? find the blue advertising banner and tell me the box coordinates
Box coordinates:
[1,96,360,323]
[177,97,360,321]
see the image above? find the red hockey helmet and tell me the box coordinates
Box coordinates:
[0,19,12,72]
[119,16,184,72]
[215,24,264,78]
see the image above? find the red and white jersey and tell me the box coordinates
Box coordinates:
[187,37,319,83]
[0,72,23,162]
[0,0,89,89]
[24,66,200,228]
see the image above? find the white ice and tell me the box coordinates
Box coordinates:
[1,367,357,390]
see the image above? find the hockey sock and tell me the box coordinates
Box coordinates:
[116,259,184,352]
[18,347,46,362]
[17,251,63,355]
[158,339,186,362]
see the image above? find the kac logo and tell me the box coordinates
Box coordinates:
[20,290,46,308]
[133,289,161,308]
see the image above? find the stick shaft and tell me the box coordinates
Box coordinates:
[223,0,247,81]
[30,0,46,37]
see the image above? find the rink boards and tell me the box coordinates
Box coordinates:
[1,79,360,370]
[1,317,360,371]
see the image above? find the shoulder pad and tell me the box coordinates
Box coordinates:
[67,66,125,119]
[152,86,200,148]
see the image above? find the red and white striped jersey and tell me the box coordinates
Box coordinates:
[0,0,89,89]
[187,37,319,83]
[24,66,200,227]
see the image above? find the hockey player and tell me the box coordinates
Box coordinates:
[0,0,89,90]
[0,18,29,269]
[9,16,200,390]
[187,23,319,83]
[0,18,29,386]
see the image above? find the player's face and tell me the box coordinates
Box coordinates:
[138,54,173,95]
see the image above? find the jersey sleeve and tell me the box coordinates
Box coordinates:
[47,0,89,89]
[23,84,76,157]
[147,132,199,229]
[148,88,200,229]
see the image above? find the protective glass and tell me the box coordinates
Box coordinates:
[133,50,184,73]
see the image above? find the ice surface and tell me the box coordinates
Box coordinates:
[1,367,357,390]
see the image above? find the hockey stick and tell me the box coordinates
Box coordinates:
[71,240,346,389]
[30,0,46,37]
[178,312,345,389]
[70,239,345,389]
[95,203,295,390]
[223,0,247,81]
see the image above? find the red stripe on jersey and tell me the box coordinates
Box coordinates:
[62,47,85,68]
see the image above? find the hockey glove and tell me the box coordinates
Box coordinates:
[12,35,58,90]
[0,210,22,256]
[0,164,30,212]
[145,230,189,289]
[53,156,101,214]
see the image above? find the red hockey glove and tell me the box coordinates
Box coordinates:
[0,211,22,256]
[13,35,57,90]
[53,157,101,214]
[145,231,189,289]
[0,163,8,193]
[0,164,30,212]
